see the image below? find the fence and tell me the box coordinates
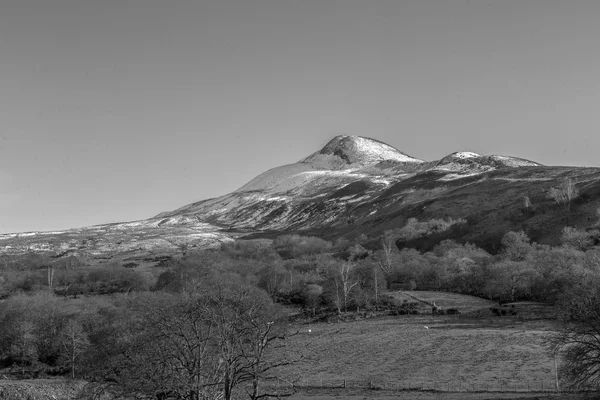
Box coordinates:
[260,377,600,394]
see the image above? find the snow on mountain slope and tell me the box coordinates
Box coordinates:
[452,151,481,159]
[235,163,316,193]
[489,155,541,168]
[0,217,233,258]
[300,135,423,170]
[0,135,552,259]
[432,151,542,174]
[157,136,545,230]
[235,163,389,195]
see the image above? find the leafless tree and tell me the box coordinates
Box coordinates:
[552,276,600,390]
[338,263,359,313]
[376,231,397,280]
[548,179,579,224]
[523,195,532,217]
[60,319,89,379]
[199,280,300,400]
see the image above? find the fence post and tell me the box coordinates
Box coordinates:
[343,379,346,389]
[369,380,372,390]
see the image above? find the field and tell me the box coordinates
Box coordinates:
[275,291,574,400]
[0,291,587,400]
[391,290,497,312]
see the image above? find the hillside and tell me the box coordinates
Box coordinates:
[1,135,599,261]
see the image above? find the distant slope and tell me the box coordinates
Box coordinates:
[0,216,233,261]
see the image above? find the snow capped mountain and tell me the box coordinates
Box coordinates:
[230,135,417,196]
[300,135,424,170]
[4,134,581,262]
[155,135,545,231]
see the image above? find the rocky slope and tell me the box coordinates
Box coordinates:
[1,135,599,260]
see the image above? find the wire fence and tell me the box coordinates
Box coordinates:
[260,377,600,394]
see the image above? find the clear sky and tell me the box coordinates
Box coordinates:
[1,0,599,233]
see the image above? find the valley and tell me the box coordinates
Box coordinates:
[2,136,600,399]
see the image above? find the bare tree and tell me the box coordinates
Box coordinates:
[60,319,89,379]
[47,265,55,289]
[523,195,532,217]
[200,279,299,400]
[373,266,383,310]
[376,231,397,282]
[553,276,600,390]
[548,179,579,224]
[338,262,359,313]
[85,292,223,400]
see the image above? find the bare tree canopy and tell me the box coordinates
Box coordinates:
[548,179,579,211]
[553,275,600,390]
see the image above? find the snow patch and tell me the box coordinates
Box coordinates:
[350,136,423,164]
[438,172,483,181]
[452,151,481,159]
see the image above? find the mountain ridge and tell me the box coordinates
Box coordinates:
[1,135,598,263]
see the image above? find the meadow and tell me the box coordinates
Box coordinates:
[275,292,576,400]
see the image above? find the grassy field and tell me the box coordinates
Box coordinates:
[277,291,568,399]
[288,389,591,400]
[392,290,498,313]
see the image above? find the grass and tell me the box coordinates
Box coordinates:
[288,389,587,400]
[393,290,497,313]
[281,317,556,387]
[276,292,567,399]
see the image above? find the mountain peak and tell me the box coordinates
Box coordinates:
[434,151,542,172]
[299,135,423,169]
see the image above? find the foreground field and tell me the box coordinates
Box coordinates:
[279,313,559,393]
[0,379,86,400]
[288,388,595,400]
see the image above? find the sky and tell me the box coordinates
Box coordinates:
[1,0,599,233]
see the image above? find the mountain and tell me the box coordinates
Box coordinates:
[154,135,548,233]
[2,135,599,263]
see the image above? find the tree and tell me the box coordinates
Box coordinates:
[501,231,532,262]
[198,277,297,400]
[303,284,323,316]
[257,263,287,299]
[375,231,399,285]
[523,195,532,217]
[87,279,298,400]
[59,319,89,379]
[10,320,38,374]
[86,292,224,400]
[561,227,599,251]
[0,292,71,372]
[548,179,579,224]
[553,274,600,389]
[485,260,535,301]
